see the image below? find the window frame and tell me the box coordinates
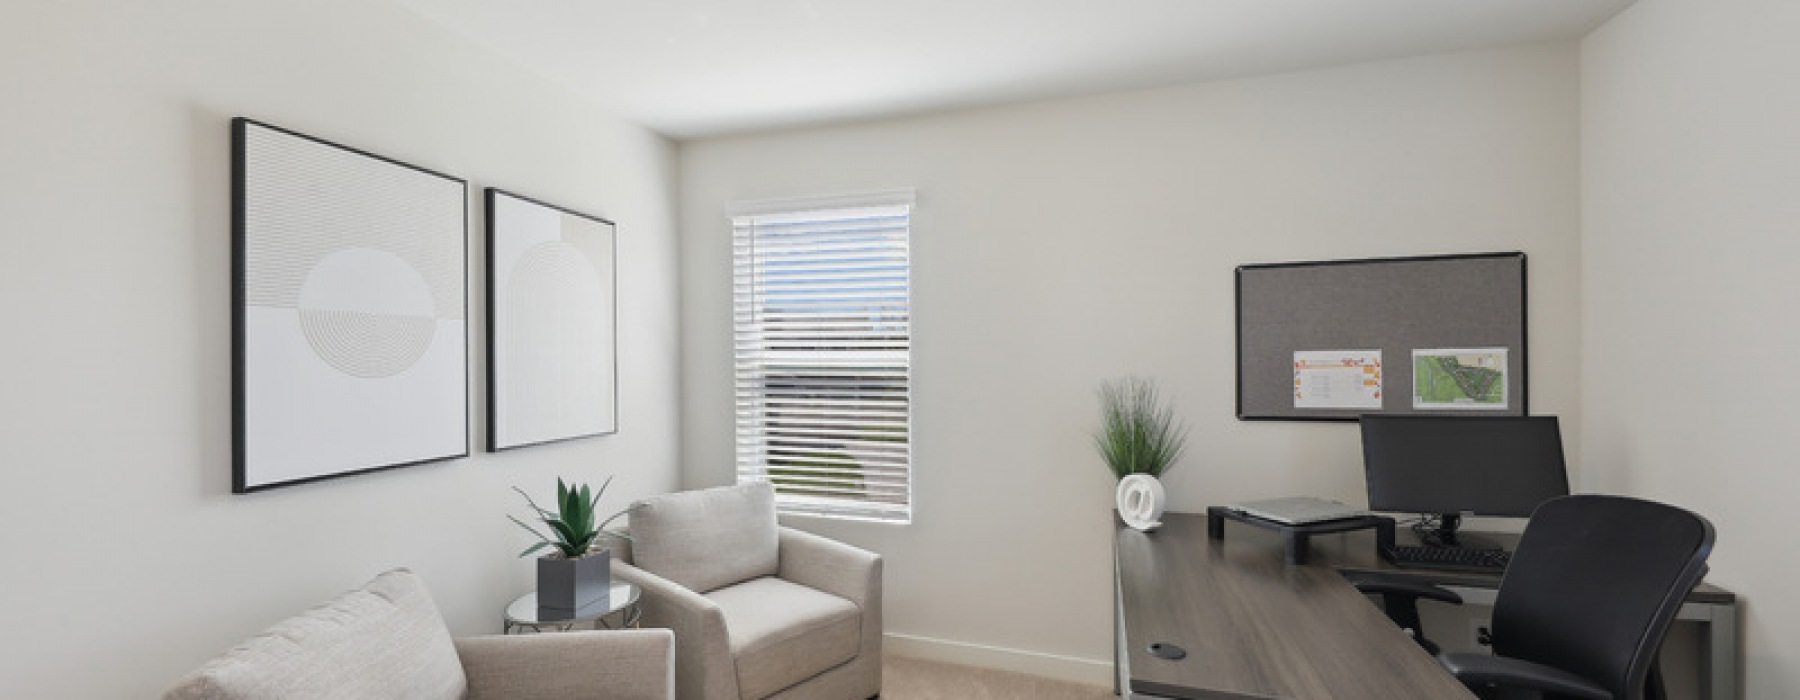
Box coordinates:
[730,191,915,524]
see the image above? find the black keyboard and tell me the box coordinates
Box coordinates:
[1382,544,1511,573]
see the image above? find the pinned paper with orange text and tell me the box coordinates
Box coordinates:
[1293,350,1383,410]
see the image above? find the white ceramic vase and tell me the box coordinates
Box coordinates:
[1116,473,1166,532]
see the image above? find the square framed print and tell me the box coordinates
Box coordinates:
[485,188,618,450]
[232,118,469,492]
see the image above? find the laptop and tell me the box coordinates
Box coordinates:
[1227,496,1365,525]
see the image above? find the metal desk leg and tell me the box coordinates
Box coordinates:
[1115,564,1128,697]
[1706,600,1740,700]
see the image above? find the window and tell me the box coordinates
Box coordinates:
[732,192,913,523]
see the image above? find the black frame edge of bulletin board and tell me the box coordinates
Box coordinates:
[1235,251,1527,422]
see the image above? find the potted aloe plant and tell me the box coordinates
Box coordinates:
[510,476,632,614]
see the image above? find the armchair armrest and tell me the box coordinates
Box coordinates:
[1438,652,1612,700]
[776,525,885,680]
[455,629,674,700]
[613,562,741,700]
[777,526,882,609]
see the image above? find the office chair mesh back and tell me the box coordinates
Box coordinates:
[1489,494,1714,700]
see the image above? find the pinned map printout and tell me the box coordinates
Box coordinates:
[1412,348,1508,409]
[1293,350,1382,409]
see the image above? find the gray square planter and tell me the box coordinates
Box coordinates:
[537,548,610,614]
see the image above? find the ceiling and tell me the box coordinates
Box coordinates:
[393,0,1632,140]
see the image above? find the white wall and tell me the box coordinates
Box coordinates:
[0,2,680,697]
[679,43,1581,679]
[1583,0,1800,696]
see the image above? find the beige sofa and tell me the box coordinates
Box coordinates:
[614,482,882,700]
[164,568,674,700]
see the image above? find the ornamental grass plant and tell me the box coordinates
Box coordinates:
[1094,377,1190,480]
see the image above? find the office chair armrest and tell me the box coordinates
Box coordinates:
[1340,570,1463,605]
[1438,652,1612,700]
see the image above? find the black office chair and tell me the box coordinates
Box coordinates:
[1367,495,1715,700]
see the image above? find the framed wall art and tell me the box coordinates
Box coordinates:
[485,188,618,451]
[232,118,469,492]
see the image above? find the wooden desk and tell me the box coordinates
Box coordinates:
[1115,512,1477,699]
[1116,512,1741,700]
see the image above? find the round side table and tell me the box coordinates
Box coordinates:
[503,580,641,634]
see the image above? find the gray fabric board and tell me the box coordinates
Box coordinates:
[1236,252,1527,420]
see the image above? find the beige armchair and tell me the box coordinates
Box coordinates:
[614,482,882,700]
[165,568,675,700]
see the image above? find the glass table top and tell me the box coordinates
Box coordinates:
[504,580,641,625]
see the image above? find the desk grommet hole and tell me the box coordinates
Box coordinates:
[1147,642,1187,660]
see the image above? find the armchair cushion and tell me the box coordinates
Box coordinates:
[706,577,860,700]
[631,482,780,594]
[163,569,466,700]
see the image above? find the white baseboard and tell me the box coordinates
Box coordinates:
[883,632,1114,688]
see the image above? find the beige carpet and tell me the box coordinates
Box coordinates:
[881,654,1115,699]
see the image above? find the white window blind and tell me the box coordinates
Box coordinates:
[733,194,912,523]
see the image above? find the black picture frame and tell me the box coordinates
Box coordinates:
[484,188,619,451]
[1235,251,1528,421]
[232,118,469,492]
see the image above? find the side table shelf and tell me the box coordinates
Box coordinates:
[1205,506,1394,564]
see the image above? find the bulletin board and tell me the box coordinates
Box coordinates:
[1235,252,1527,421]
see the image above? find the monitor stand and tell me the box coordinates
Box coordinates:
[1430,513,1463,545]
[1425,513,1504,551]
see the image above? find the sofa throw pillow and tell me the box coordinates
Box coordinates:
[630,482,780,593]
[163,568,466,700]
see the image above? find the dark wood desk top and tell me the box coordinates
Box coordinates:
[1117,512,1479,699]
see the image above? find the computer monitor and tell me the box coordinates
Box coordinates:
[1359,414,1569,547]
